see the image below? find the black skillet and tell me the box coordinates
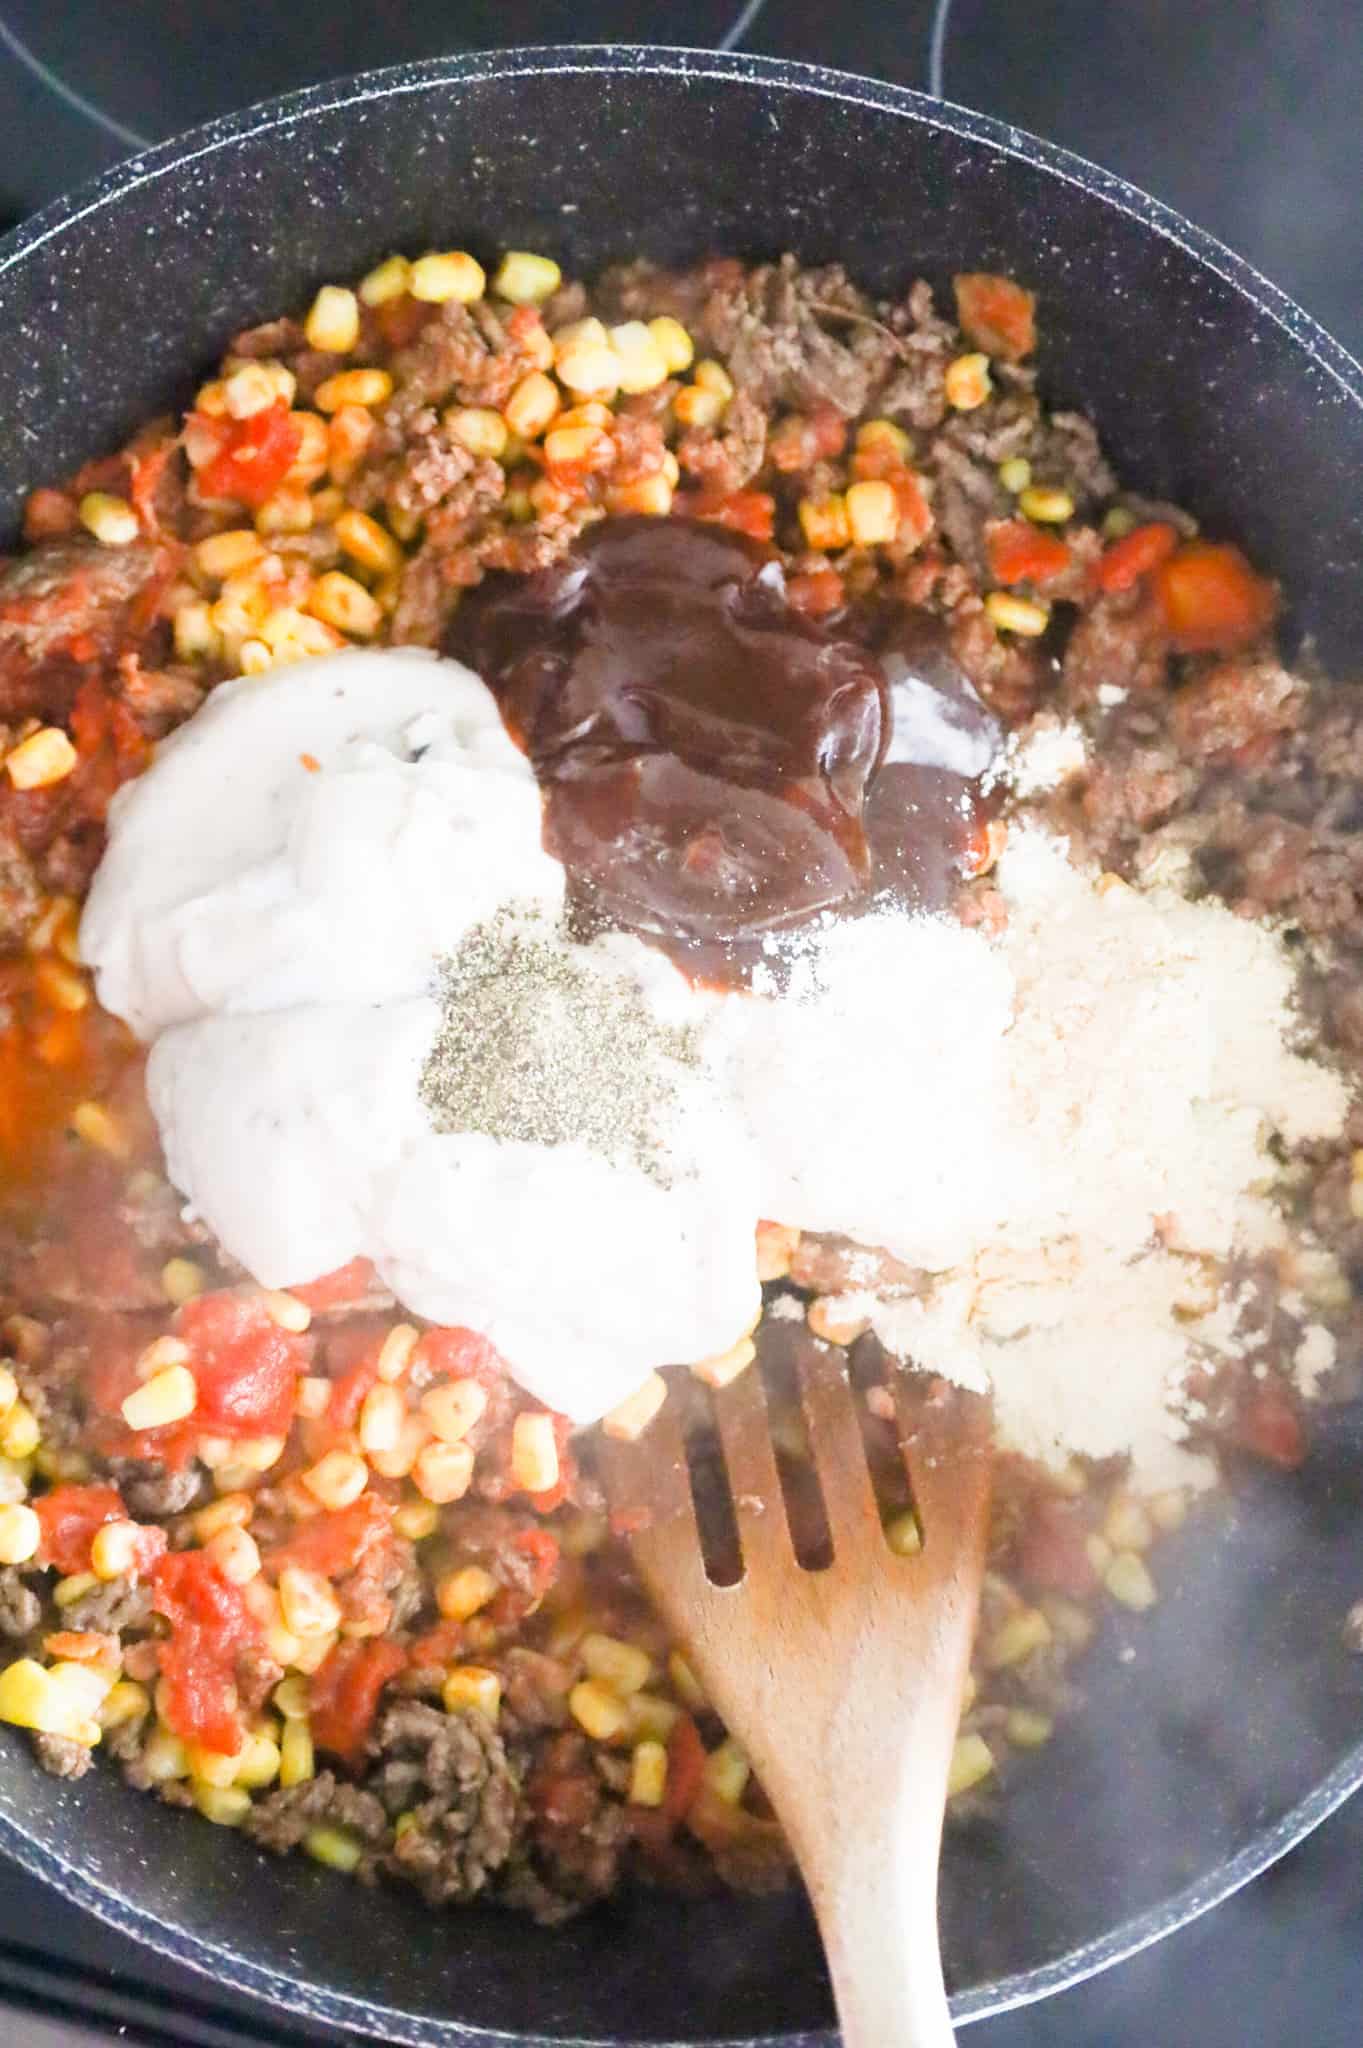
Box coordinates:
[0,44,1362,2047]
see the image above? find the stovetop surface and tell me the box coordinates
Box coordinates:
[0,3,1360,2042]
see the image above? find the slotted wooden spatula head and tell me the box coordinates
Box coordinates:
[599,1326,992,2048]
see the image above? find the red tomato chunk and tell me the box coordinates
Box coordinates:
[176,1290,308,1440]
[310,1638,406,1770]
[33,1484,126,1575]
[265,1493,394,1582]
[152,1550,263,1756]
[192,402,302,509]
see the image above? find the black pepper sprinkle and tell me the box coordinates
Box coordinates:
[420,909,699,1185]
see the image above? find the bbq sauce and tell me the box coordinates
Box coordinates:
[449,515,1000,971]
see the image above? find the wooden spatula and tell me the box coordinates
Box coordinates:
[600,1335,992,2048]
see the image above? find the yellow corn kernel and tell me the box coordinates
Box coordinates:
[234,1731,282,1789]
[581,1633,652,1698]
[629,1738,668,1808]
[1004,1707,1054,1750]
[1102,505,1136,539]
[286,411,330,485]
[314,368,393,414]
[510,1412,559,1495]
[306,568,382,641]
[6,727,77,792]
[0,1367,17,1423]
[273,1675,310,1721]
[702,1738,750,1805]
[185,1739,240,1787]
[192,1492,252,1544]
[944,353,992,410]
[648,316,695,375]
[155,1263,203,1317]
[845,478,900,547]
[444,404,509,461]
[142,1725,190,1782]
[173,599,223,662]
[413,1439,474,1505]
[193,1782,251,1827]
[493,251,562,305]
[195,528,266,580]
[502,371,562,442]
[251,1288,309,1334]
[302,1450,368,1512]
[120,1365,196,1432]
[885,1511,923,1557]
[568,1679,631,1743]
[304,1824,363,1872]
[437,1565,498,1622]
[205,1525,261,1586]
[601,1372,667,1443]
[443,1665,502,1719]
[984,591,1050,637]
[607,473,675,517]
[134,1335,191,1383]
[998,455,1032,494]
[667,1651,706,1711]
[194,379,228,417]
[0,1659,95,1737]
[279,1714,315,1787]
[223,361,296,420]
[90,1519,144,1582]
[543,422,607,471]
[1102,1494,1154,1553]
[984,1606,1052,1670]
[99,1680,151,1732]
[806,1296,869,1346]
[254,487,314,537]
[355,1382,403,1457]
[693,359,735,402]
[948,1732,996,1796]
[0,1503,39,1565]
[1018,484,1075,525]
[673,384,723,429]
[358,254,412,306]
[34,959,88,1017]
[628,1694,680,1746]
[334,507,402,577]
[305,285,361,355]
[1148,1488,1188,1533]
[420,1378,488,1445]
[278,1565,343,1640]
[52,1572,97,1610]
[857,417,911,459]
[798,494,851,553]
[217,1434,286,1476]
[691,1337,756,1391]
[78,491,138,546]
[1,1402,39,1461]
[393,1499,439,1543]
[410,250,486,304]
[368,1414,432,1483]
[1085,1533,1114,1578]
[609,320,669,395]
[376,1324,419,1384]
[1105,1550,1157,1612]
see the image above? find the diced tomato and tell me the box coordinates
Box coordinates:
[408,1619,466,1670]
[193,402,303,509]
[889,469,934,549]
[41,1630,118,1666]
[953,273,1037,361]
[412,1326,507,1391]
[309,1638,406,1770]
[175,1290,307,1440]
[265,1493,394,1581]
[33,1484,125,1575]
[127,440,177,537]
[1013,1495,1097,1598]
[1153,542,1276,654]
[23,487,78,541]
[987,520,1072,587]
[533,1769,597,1828]
[678,489,776,543]
[374,296,430,350]
[152,1549,262,1756]
[1235,1385,1306,1469]
[787,567,846,617]
[1094,520,1178,594]
[664,1711,707,1823]
[489,1525,562,1626]
[288,1258,377,1313]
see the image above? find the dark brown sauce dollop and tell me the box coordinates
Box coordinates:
[449,515,1001,965]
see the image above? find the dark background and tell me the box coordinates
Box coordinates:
[0,2,1360,2043]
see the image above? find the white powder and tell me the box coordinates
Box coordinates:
[1097,683,1129,708]
[1001,716,1089,797]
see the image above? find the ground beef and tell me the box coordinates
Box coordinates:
[32,1730,95,1780]
[0,1565,42,1637]
[497,1648,573,1737]
[677,389,767,495]
[699,257,876,418]
[369,1700,520,1906]
[0,538,161,711]
[107,1457,206,1521]
[245,1771,391,1877]
[56,1573,152,1635]
[0,824,41,950]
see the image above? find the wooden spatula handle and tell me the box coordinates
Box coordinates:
[816,1861,956,2047]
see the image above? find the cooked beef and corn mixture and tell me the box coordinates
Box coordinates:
[0,247,1358,1922]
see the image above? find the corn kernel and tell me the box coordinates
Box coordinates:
[354,1383,403,1458]
[90,1520,142,1582]
[302,1450,368,1512]
[333,507,402,577]
[0,1658,91,1736]
[1,1401,39,1461]
[413,1439,475,1505]
[285,411,330,485]
[609,321,669,395]
[306,568,382,641]
[1103,1494,1154,1553]
[443,1665,502,1719]
[552,320,620,398]
[304,1824,363,1872]
[69,1101,124,1154]
[279,1714,315,1786]
[667,1651,706,1710]
[314,368,393,414]
[99,1680,150,1732]
[0,1503,39,1565]
[253,1288,310,1334]
[0,1367,16,1423]
[420,1379,489,1447]
[437,1565,498,1622]
[134,1335,191,1383]
[569,1679,630,1742]
[582,1633,652,1698]
[984,1606,1052,1670]
[503,371,561,441]
[944,353,992,410]
[195,529,266,580]
[607,473,674,517]
[798,494,851,552]
[629,1738,668,1808]
[410,250,486,304]
[305,285,360,355]
[998,456,1032,494]
[672,384,723,430]
[948,1732,996,1796]
[1018,485,1075,524]
[233,1731,282,1789]
[142,1725,190,1781]
[601,1372,667,1443]
[193,1781,251,1826]
[703,1738,750,1805]
[1148,1488,1188,1533]
[52,1572,97,1610]
[443,404,509,461]
[6,727,77,792]
[1105,1550,1157,1611]
[205,1525,261,1586]
[493,251,562,305]
[1102,505,1136,539]
[368,1413,432,1482]
[691,1337,756,1391]
[279,1565,342,1639]
[223,361,296,420]
[393,1499,440,1542]
[120,1366,196,1432]
[78,491,138,546]
[845,478,901,547]
[358,254,412,306]
[273,1675,310,1720]
[885,1511,923,1557]
[174,597,223,663]
[648,316,695,375]
[192,1493,252,1544]
[510,1412,559,1495]
[984,591,1050,637]
[1004,1707,1054,1750]
[693,359,735,402]
[254,487,314,537]
[376,1324,420,1383]
[857,418,911,459]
